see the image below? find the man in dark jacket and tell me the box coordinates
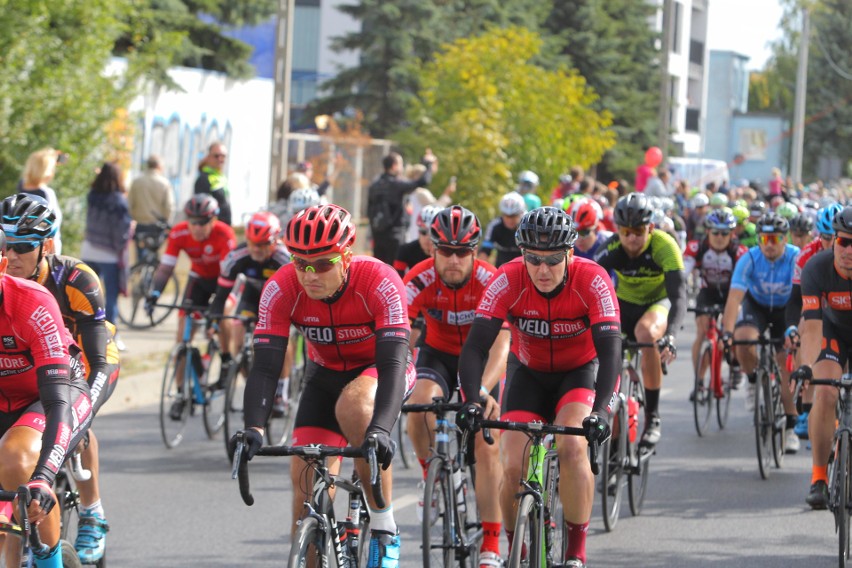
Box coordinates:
[368,149,437,264]
[194,142,232,225]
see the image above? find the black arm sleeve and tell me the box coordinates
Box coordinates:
[785,284,802,328]
[591,325,622,415]
[150,262,176,296]
[32,365,73,485]
[76,319,108,388]
[458,317,504,403]
[664,270,686,337]
[368,329,410,435]
[316,180,330,196]
[208,284,230,320]
[243,337,288,429]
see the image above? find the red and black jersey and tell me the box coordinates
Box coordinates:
[793,238,825,286]
[682,239,747,291]
[161,220,237,280]
[404,258,498,356]
[475,256,621,373]
[254,256,410,371]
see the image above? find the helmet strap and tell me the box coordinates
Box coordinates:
[30,243,46,281]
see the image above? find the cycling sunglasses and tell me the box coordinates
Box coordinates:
[188,217,213,226]
[577,228,594,237]
[835,236,852,249]
[5,240,41,254]
[710,230,731,237]
[293,255,343,273]
[819,233,835,242]
[618,226,647,237]
[758,233,783,245]
[435,245,475,258]
[523,251,567,267]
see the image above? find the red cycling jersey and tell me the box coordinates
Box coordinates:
[404,258,498,355]
[254,256,410,371]
[475,256,620,372]
[161,220,236,280]
[793,238,825,286]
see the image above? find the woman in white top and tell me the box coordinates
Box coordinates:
[21,148,64,254]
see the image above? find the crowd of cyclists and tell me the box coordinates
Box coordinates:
[1,156,851,568]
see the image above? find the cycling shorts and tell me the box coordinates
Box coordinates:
[291,356,417,447]
[735,294,785,341]
[0,382,92,450]
[501,353,597,423]
[695,288,727,312]
[181,276,218,314]
[415,345,501,401]
[816,317,852,369]
[619,298,671,341]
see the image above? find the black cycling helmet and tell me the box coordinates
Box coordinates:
[755,212,789,234]
[614,193,654,228]
[749,200,767,217]
[430,205,481,248]
[184,194,219,220]
[832,206,852,235]
[515,206,578,250]
[0,227,5,254]
[0,193,59,239]
[789,213,814,234]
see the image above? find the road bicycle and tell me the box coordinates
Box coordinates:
[732,331,787,479]
[232,433,385,568]
[158,306,226,448]
[476,418,598,568]
[598,339,658,532]
[689,304,736,436]
[402,398,483,568]
[117,221,180,329]
[795,372,852,567]
[0,484,81,568]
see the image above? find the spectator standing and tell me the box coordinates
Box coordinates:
[768,167,784,198]
[367,149,436,264]
[129,155,174,255]
[194,141,232,225]
[20,147,64,254]
[80,163,133,350]
[403,163,455,243]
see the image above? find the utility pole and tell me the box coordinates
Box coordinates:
[790,6,810,184]
[268,0,296,202]
[658,0,672,152]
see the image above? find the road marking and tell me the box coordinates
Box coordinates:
[394,494,419,511]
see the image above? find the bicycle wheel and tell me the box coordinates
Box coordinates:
[600,400,627,532]
[716,358,733,429]
[835,431,851,567]
[62,540,84,568]
[544,452,565,566]
[754,370,773,479]
[288,516,336,568]
[693,340,713,436]
[628,380,650,516]
[202,341,226,439]
[267,358,301,445]
[508,493,539,568]
[770,376,786,468]
[160,346,190,448]
[223,350,248,458]
[457,463,481,568]
[423,459,455,568]
[117,264,154,329]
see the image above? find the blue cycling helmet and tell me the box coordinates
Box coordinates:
[704,209,737,231]
[817,203,843,235]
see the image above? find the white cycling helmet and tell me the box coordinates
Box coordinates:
[417,204,444,231]
[288,187,321,215]
[691,193,710,208]
[518,170,540,187]
[499,191,527,216]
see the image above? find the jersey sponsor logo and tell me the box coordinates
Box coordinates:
[257,280,281,330]
[478,273,509,312]
[590,275,617,318]
[29,306,65,359]
[523,309,540,317]
[376,278,406,326]
[336,325,373,343]
[204,244,214,254]
[802,296,820,311]
[474,265,492,286]
[827,292,852,311]
[67,268,81,283]
[301,326,335,344]
[0,355,30,369]
[446,310,476,326]
[2,336,16,349]
[303,315,320,323]
[516,318,588,338]
[46,423,72,472]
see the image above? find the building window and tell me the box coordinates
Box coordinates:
[689,40,704,65]
[672,2,682,54]
[685,108,700,132]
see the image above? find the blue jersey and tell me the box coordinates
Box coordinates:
[730,244,799,309]
[574,231,612,261]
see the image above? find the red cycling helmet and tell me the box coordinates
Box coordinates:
[246,211,281,244]
[568,198,603,231]
[430,205,481,248]
[285,204,356,257]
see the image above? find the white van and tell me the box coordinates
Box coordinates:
[667,157,729,189]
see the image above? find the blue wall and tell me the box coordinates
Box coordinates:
[729,114,788,185]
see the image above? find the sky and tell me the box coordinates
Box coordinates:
[706,0,786,70]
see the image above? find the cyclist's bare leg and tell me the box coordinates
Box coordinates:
[77,431,100,508]
[733,325,759,375]
[499,430,531,527]
[405,380,441,469]
[810,360,842,469]
[775,351,796,415]
[692,314,710,371]
[635,309,667,390]
[336,375,393,512]
[554,403,594,524]
[0,426,61,564]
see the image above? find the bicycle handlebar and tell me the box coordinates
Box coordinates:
[623,340,670,375]
[403,398,495,445]
[687,304,725,316]
[0,486,50,558]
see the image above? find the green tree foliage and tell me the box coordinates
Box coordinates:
[545,0,660,181]
[309,0,550,138]
[397,27,615,221]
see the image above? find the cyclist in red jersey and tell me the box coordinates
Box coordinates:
[0,229,93,568]
[234,204,413,568]
[457,207,621,568]
[403,206,509,566]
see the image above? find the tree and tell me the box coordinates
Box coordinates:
[396,26,615,221]
[544,0,660,181]
[309,0,551,138]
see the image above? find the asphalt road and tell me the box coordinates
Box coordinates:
[92,318,839,567]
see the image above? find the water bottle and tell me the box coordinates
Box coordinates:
[201,352,211,383]
[347,496,361,556]
[628,398,639,443]
[452,468,466,514]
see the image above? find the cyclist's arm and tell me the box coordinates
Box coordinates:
[798,261,824,367]
[76,319,109,387]
[458,316,504,403]
[369,328,411,436]
[481,328,510,393]
[63,266,110,385]
[243,337,287,430]
[591,326,621,415]
[785,284,803,329]
[721,288,745,334]
[663,269,686,337]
